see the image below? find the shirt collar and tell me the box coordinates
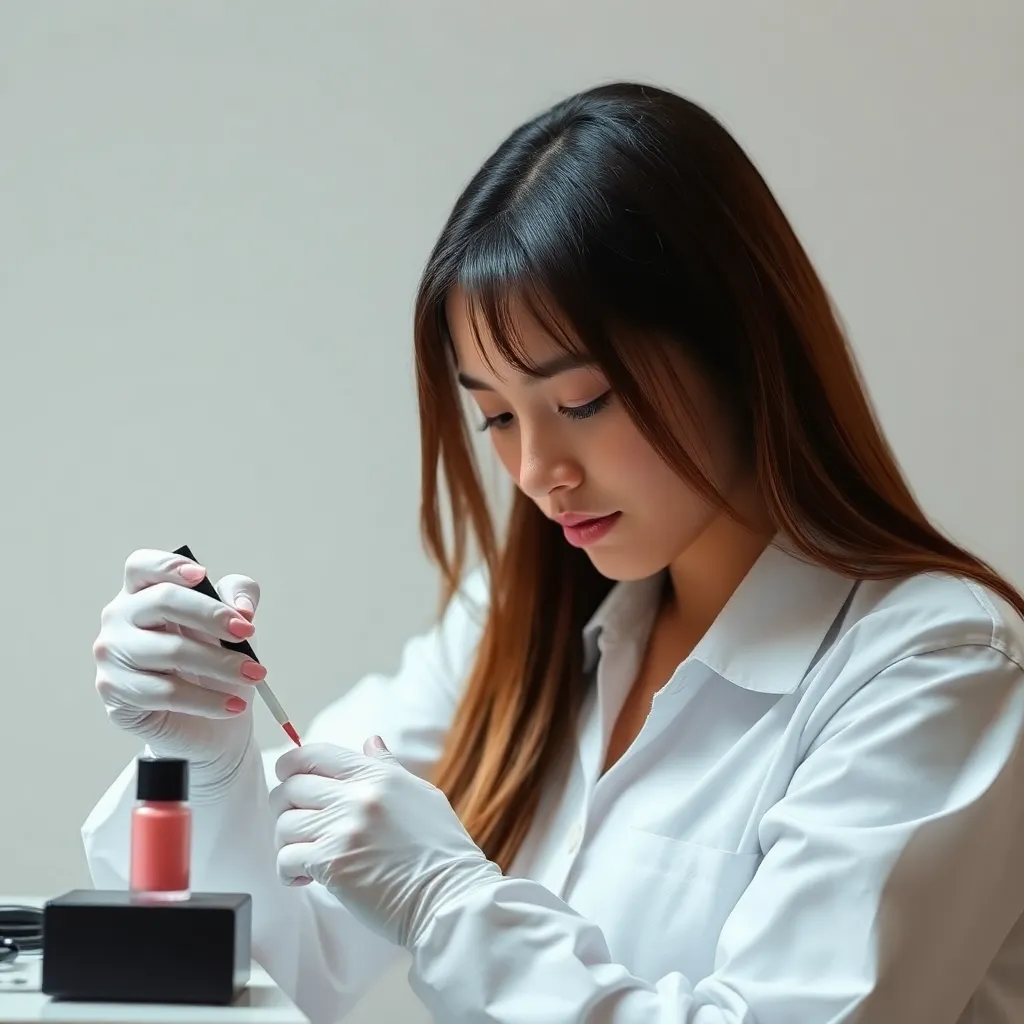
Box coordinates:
[582,535,858,695]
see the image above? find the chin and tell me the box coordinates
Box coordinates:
[582,546,669,583]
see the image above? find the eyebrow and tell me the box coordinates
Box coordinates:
[456,353,594,391]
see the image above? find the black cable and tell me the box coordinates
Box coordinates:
[0,905,43,964]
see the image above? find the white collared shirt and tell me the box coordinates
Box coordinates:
[82,540,1024,1023]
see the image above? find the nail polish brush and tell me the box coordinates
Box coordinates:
[173,544,301,746]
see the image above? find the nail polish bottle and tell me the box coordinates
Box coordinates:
[129,757,191,901]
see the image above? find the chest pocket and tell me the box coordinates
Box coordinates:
[567,828,762,983]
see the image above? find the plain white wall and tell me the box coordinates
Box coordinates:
[1,2,1021,1020]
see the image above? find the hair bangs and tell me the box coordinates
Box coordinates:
[452,214,620,383]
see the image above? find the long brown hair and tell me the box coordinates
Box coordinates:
[411,82,1024,872]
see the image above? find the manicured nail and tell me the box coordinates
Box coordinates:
[179,564,206,583]
[234,596,255,616]
[227,616,255,639]
[240,661,266,681]
[225,696,247,713]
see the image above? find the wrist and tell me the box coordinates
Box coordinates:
[193,742,257,802]
[407,857,503,951]
[145,732,257,805]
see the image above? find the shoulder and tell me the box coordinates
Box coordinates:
[440,563,491,635]
[782,571,1024,771]
[805,570,1024,733]
[426,563,492,674]
[841,570,1024,672]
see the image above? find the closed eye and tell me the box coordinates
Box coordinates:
[478,391,612,432]
[479,411,514,432]
[561,391,611,421]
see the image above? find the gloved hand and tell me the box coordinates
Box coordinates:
[92,547,266,776]
[270,740,503,949]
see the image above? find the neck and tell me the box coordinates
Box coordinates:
[664,485,774,641]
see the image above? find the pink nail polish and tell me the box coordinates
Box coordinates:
[240,661,266,681]
[179,564,206,583]
[130,758,191,902]
[227,616,255,639]
[225,696,247,713]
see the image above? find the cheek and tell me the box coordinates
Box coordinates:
[489,433,521,484]
[620,444,702,512]
[589,414,678,492]
[597,414,721,525]
[609,394,741,497]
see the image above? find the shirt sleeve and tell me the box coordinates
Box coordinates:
[81,568,488,1024]
[406,642,1024,1023]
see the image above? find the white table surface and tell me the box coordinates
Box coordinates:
[0,895,309,1024]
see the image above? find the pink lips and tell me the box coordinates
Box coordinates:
[555,511,622,547]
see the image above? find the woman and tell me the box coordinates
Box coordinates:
[86,82,1024,1023]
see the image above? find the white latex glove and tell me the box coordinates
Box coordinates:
[92,547,265,776]
[270,740,503,949]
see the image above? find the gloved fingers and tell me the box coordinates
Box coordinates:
[212,574,261,621]
[276,838,320,887]
[268,774,339,818]
[122,548,209,595]
[275,741,368,783]
[96,670,251,720]
[123,582,256,645]
[273,806,326,851]
[107,626,265,691]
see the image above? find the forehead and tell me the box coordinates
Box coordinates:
[444,286,578,382]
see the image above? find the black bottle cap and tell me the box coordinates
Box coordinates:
[136,757,189,801]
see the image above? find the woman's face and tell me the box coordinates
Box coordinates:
[446,290,754,582]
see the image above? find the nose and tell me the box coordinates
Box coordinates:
[517,422,582,500]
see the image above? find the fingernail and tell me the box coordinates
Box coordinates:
[179,564,206,583]
[227,616,255,639]
[241,661,266,681]
[225,696,247,713]
[234,596,254,616]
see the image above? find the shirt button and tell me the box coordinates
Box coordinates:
[566,820,584,854]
